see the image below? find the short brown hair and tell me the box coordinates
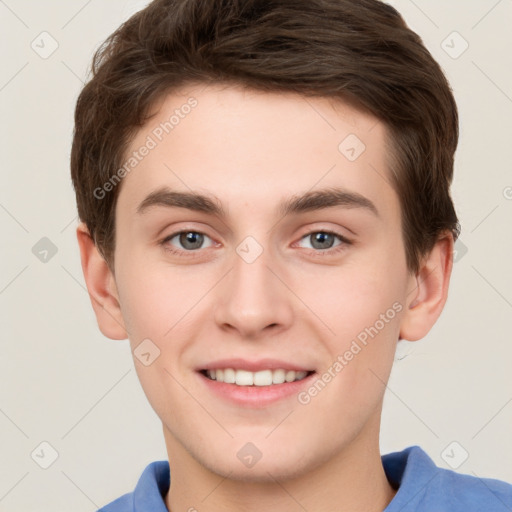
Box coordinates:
[71,0,460,273]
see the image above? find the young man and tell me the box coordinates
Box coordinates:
[71,0,512,510]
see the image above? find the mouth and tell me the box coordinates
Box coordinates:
[196,358,317,406]
[199,368,315,386]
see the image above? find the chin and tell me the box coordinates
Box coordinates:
[192,437,331,483]
[206,456,314,483]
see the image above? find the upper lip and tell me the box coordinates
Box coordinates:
[198,358,314,372]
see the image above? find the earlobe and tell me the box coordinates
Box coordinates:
[76,223,128,340]
[399,233,454,342]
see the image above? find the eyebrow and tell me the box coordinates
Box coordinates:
[136,186,379,218]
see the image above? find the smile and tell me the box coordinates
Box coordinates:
[201,368,313,386]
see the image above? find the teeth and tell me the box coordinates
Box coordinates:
[235,370,254,386]
[253,370,272,386]
[204,368,310,386]
[273,369,286,384]
[223,368,236,384]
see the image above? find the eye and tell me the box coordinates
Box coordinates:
[297,230,350,252]
[162,231,215,252]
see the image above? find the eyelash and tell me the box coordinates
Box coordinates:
[160,229,352,258]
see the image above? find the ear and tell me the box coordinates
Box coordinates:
[76,223,128,340]
[399,232,454,341]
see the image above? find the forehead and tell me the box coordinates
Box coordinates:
[116,83,397,220]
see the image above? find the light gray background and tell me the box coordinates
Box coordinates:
[1,0,511,510]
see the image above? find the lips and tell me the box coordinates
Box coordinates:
[196,359,316,407]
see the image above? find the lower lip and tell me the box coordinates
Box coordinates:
[197,371,316,408]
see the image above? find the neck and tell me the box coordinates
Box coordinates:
[163,417,396,512]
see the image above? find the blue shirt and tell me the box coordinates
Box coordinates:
[98,446,512,511]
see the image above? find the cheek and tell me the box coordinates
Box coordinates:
[116,256,206,342]
[302,254,405,400]
[116,264,206,418]
[310,259,404,342]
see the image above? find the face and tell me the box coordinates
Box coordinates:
[112,83,416,481]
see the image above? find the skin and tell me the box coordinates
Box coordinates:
[77,83,453,512]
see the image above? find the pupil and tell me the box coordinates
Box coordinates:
[181,232,203,250]
[312,232,333,249]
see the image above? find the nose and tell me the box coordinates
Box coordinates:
[213,244,294,339]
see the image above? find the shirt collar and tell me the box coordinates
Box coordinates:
[133,460,170,511]
[382,445,439,511]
